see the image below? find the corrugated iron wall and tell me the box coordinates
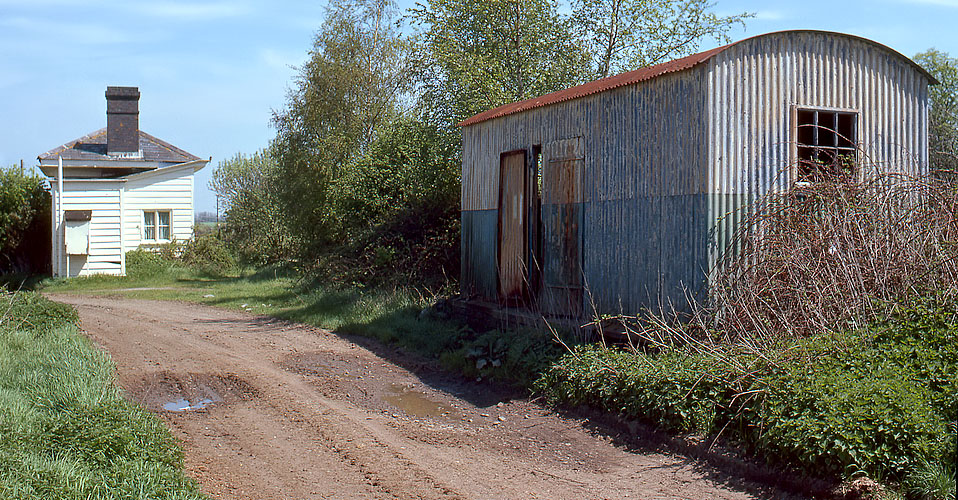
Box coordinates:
[460,70,709,314]
[705,32,931,270]
[462,31,932,317]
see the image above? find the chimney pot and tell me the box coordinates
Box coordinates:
[106,86,140,156]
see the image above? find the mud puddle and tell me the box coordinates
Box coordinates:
[163,397,216,412]
[384,384,458,419]
[129,372,255,412]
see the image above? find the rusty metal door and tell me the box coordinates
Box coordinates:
[541,137,583,317]
[498,150,528,302]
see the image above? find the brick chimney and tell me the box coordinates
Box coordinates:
[105,86,140,156]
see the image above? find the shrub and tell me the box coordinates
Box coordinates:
[444,328,570,387]
[181,233,237,276]
[0,166,50,275]
[536,300,958,485]
[0,291,78,333]
[124,249,186,279]
[709,174,958,338]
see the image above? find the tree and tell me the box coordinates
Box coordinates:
[571,0,751,78]
[410,0,593,125]
[915,49,958,173]
[272,0,416,252]
[211,151,294,264]
[0,166,50,274]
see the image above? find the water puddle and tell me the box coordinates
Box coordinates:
[384,384,458,419]
[162,398,215,412]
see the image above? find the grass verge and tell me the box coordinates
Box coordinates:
[0,291,207,499]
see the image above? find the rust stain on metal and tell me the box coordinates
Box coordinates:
[459,47,724,127]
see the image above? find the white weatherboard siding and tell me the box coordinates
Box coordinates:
[51,162,203,277]
[123,165,197,251]
[53,180,125,276]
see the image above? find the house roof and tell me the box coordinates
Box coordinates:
[459,30,938,127]
[37,128,201,163]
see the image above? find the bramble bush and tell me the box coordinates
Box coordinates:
[536,299,958,492]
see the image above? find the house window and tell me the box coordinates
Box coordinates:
[143,210,171,241]
[796,108,858,182]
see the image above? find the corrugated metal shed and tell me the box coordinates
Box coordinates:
[459,30,935,318]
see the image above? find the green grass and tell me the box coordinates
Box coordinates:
[0,291,207,499]
[41,254,571,388]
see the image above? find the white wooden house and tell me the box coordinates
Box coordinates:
[38,86,208,277]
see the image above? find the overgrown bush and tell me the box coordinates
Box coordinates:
[0,166,50,275]
[709,174,958,339]
[0,291,78,333]
[211,150,297,265]
[440,327,571,387]
[537,299,958,490]
[181,233,237,276]
[124,249,189,279]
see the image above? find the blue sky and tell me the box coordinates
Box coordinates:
[2,0,956,213]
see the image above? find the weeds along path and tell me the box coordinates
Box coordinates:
[50,294,790,500]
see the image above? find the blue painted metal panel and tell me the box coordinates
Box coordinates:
[460,209,498,300]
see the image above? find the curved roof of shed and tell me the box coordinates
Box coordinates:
[459,30,937,127]
[37,128,201,163]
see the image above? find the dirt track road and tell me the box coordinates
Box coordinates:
[51,294,793,500]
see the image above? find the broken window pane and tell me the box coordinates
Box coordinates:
[796,108,858,182]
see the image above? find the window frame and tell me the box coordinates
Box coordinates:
[142,209,173,242]
[790,105,859,185]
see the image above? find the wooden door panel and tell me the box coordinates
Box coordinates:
[541,137,583,317]
[498,150,527,301]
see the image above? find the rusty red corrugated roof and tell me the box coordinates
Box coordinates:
[458,44,729,127]
[458,30,939,128]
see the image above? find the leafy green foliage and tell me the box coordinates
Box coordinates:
[272,0,416,253]
[0,166,50,274]
[439,328,571,387]
[180,233,237,277]
[211,150,296,265]
[410,0,592,125]
[0,292,206,499]
[903,421,956,500]
[124,249,190,280]
[328,116,460,239]
[572,0,751,77]
[536,300,958,486]
[915,49,958,173]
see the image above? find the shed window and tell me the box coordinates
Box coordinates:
[796,109,857,182]
[143,210,171,241]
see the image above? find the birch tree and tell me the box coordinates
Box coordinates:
[410,0,592,125]
[572,0,751,78]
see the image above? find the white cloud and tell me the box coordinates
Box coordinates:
[898,0,958,6]
[0,16,131,44]
[136,1,252,21]
[754,10,787,21]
